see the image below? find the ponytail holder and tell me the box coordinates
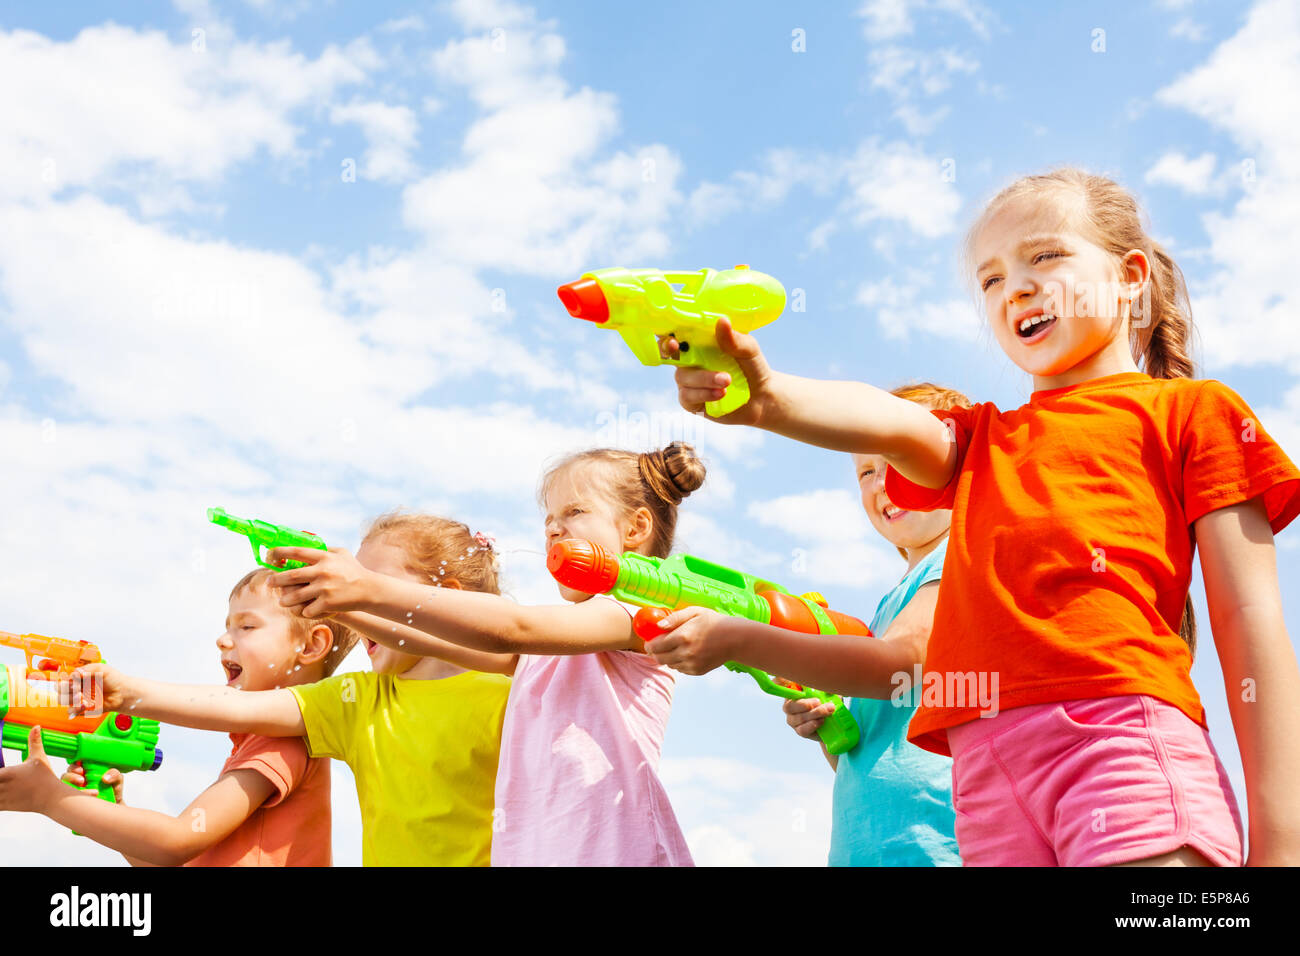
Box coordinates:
[473,532,495,551]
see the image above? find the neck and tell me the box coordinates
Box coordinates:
[905,528,949,571]
[398,657,467,681]
[1032,334,1141,393]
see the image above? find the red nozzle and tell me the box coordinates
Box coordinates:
[557,278,609,323]
[547,538,620,594]
[633,606,671,642]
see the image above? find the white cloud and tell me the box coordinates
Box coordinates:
[841,139,962,238]
[688,139,961,243]
[0,24,376,205]
[410,14,683,275]
[661,756,834,866]
[745,488,904,592]
[1170,18,1207,41]
[856,0,994,42]
[1145,151,1217,195]
[1155,0,1300,373]
[330,99,420,183]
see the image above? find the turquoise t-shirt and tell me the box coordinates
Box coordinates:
[827,539,959,866]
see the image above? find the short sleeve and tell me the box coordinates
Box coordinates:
[223,734,311,808]
[289,672,369,762]
[884,406,974,512]
[1181,381,1300,534]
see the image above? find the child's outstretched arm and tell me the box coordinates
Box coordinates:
[0,727,277,866]
[336,611,517,675]
[268,548,640,655]
[644,582,940,699]
[1196,499,1300,866]
[671,317,957,488]
[70,663,306,738]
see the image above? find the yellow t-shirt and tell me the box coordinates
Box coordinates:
[289,669,510,866]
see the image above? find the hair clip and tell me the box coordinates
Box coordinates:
[473,531,495,552]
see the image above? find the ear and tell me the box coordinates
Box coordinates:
[298,622,336,666]
[622,506,655,552]
[439,578,465,591]
[1119,249,1151,311]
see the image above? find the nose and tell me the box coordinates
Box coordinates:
[1005,267,1035,309]
[215,631,233,650]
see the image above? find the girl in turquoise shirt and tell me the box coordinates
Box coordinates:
[646,383,967,866]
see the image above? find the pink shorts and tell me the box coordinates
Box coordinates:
[947,694,1243,867]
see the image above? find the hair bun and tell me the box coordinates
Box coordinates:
[639,441,707,505]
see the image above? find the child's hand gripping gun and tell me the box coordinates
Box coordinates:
[208,507,328,570]
[556,266,786,418]
[0,631,163,802]
[547,539,868,755]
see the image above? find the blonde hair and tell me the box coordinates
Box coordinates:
[965,167,1197,652]
[229,569,357,677]
[539,442,707,558]
[882,383,973,560]
[362,512,501,595]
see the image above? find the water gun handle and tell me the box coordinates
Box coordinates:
[686,344,749,418]
[633,608,860,755]
[78,761,117,803]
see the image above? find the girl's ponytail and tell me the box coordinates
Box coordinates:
[1134,244,1196,382]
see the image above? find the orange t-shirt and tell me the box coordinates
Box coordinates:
[884,372,1300,756]
[184,733,331,867]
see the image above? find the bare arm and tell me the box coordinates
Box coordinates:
[363,579,640,655]
[1196,500,1300,866]
[43,769,277,866]
[0,729,275,866]
[672,318,958,488]
[270,550,642,655]
[335,610,518,675]
[764,375,960,488]
[650,583,939,699]
[75,664,307,737]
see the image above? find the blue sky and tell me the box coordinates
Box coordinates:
[1,0,1296,865]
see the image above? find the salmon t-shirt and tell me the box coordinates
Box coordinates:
[884,372,1300,756]
[184,733,331,866]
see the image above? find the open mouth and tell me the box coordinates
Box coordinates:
[1016,313,1057,341]
[364,639,378,656]
[223,661,243,686]
[883,505,908,522]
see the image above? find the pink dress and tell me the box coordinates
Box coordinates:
[490,600,694,866]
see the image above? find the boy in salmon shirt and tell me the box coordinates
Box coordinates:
[0,568,354,866]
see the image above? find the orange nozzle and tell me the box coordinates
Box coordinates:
[557,278,609,323]
[547,538,620,594]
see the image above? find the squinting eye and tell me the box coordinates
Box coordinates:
[981,276,1001,291]
[1035,251,1062,263]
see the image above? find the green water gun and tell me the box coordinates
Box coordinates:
[208,507,327,570]
[556,265,786,418]
[547,539,868,755]
[0,631,163,802]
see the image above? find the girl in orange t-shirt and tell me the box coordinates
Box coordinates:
[665,168,1300,867]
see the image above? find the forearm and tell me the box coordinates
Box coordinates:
[122,679,303,737]
[43,789,210,866]
[764,374,955,487]
[361,577,632,655]
[336,611,517,674]
[1215,608,1300,863]
[722,618,917,699]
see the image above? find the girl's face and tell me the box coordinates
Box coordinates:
[853,452,950,554]
[355,535,428,676]
[543,468,644,603]
[973,195,1142,390]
